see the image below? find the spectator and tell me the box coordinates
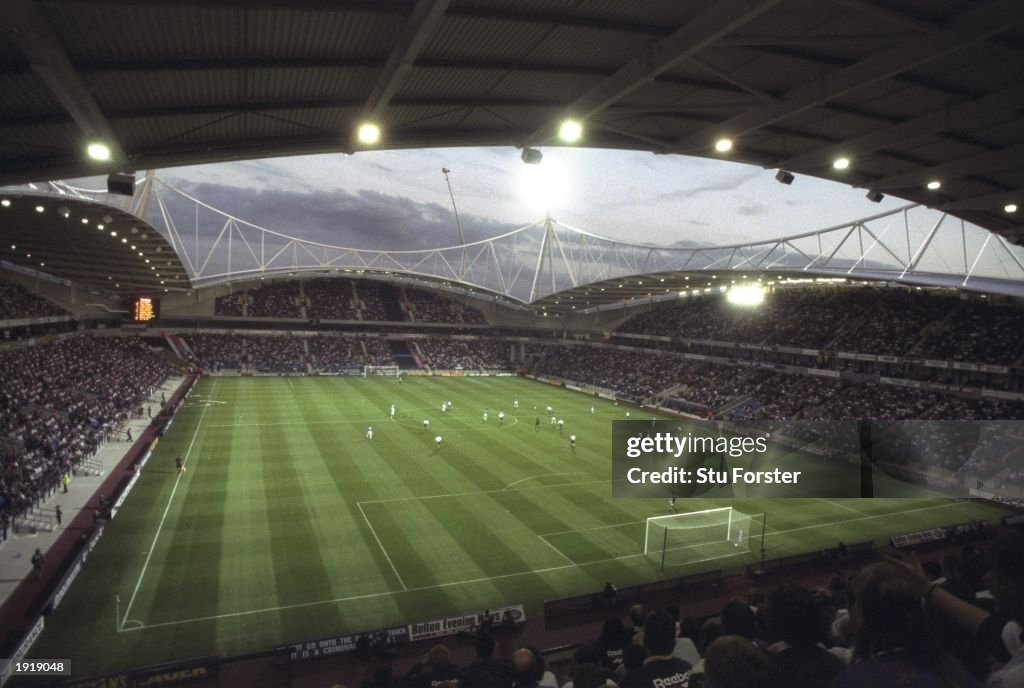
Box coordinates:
[888,533,1024,687]
[764,585,843,688]
[703,635,770,688]
[834,561,980,687]
[621,610,692,688]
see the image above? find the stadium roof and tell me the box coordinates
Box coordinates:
[2,0,1024,249]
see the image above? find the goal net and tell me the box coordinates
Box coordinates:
[644,507,762,571]
[363,365,400,378]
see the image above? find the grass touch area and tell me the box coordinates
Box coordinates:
[30,376,1012,676]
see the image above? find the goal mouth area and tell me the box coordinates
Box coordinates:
[644,507,763,570]
[362,365,400,377]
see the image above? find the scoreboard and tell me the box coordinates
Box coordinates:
[131,296,160,322]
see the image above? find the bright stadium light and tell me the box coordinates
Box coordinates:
[86,142,111,161]
[356,122,381,145]
[714,137,733,153]
[926,180,941,190]
[558,119,583,143]
[727,284,765,307]
[833,157,850,170]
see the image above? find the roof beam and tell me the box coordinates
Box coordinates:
[2,0,128,168]
[826,0,940,34]
[521,0,784,148]
[773,83,1024,171]
[937,189,1024,212]
[671,0,1024,154]
[867,142,1024,190]
[355,0,451,134]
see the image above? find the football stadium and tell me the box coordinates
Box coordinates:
[1,3,1024,687]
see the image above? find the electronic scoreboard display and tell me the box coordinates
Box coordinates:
[131,296,160,322]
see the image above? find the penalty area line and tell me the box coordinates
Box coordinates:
[357,502,408,592]
[118,496,969,633]
[502,472,595,490]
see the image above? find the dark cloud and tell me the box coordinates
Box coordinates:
[736,202,767,217]
[166,181,521,252]
[593,168,763,207]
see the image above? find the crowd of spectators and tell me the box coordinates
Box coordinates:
[916,302,1024,365]
[532,345,688,401]
[308,336,365,373]
[213,291,246,317]
[405,290,462,323]
[531,343,1024,423]
[185,333,244,371]
[363,336,395,365]
[306,279,360,320]
[0,335,173,535]
[357,282,392,321]
[416,338,510,370]
[462,306,487,325]
[346,531,1024,687]
[0,279,69,319]
[246,336,307,373]
[616,288,1024,366]
[402,289,487,325]
[248,282,302,318]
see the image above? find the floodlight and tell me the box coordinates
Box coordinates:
[357,122,381,145]
[558,119,583,143]
[866,190,884,203]
[714,138,733,153]
[87,142,111,161]
[726,285,765,307]
[775,170,794,185]
[926,180,941,190]
[833,157,850,170]
[1005,203,1019,213]
[0,199,10,207]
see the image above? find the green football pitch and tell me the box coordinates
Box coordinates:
[29,376,1012,675]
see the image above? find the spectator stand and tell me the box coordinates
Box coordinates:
[0,374,186,666]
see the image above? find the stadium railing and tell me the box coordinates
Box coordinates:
[744,540,874,580]
[543,568,724,623]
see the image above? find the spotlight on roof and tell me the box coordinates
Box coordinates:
[107,172,135,196]
[35,205,44,213]
[356,122,381,145]
[926,180,941,190]
[775,170,794,185]
[521,147,543,165]
[833,157,850,170]
[58,206,69,218]
[0,199,10,208]
[1005,203,1019,214]
[558,119,583,143]
[86,142,111,161]
[866,189,884,203]
[714,138,733,153]
[727,284,765,307]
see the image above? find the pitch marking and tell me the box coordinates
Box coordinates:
[120,379,217,630]
[503,472,594,490]
[357,502,408,591]
[118,499,967,634]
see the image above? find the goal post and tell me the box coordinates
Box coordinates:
[362,365,400,378]
[644,507,763,571]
